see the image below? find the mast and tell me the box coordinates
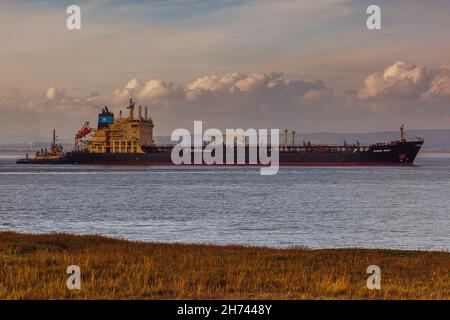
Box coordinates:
[284,129,288,149]
[127,98,135,119]
[400,124,406,142]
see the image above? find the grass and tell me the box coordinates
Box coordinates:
[0,232,448,299]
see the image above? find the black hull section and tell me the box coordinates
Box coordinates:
[66,141,424,166]
[15,158,73,165]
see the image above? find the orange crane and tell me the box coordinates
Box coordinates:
[75,121,92,151]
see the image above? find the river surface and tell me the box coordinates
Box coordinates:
[0,153,449,250]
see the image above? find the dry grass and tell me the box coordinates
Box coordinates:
[0,232,448,299]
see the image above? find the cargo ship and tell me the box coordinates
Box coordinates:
[17,99,424,166]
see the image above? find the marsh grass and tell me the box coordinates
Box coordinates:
[0,232,448,299]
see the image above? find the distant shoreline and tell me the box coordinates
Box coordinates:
[1,231,448,299]
[421,149,450,153]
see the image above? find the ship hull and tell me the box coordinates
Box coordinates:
[15,157,73,165]
[66,141,424,166]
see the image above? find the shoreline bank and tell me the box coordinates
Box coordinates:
[0,232,448,299]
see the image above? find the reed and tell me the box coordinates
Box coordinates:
[0,232,448,299]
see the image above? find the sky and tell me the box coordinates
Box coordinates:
[1,0,450,141]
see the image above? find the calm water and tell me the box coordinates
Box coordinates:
[0,153,449,250]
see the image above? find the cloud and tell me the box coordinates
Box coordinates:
[44,86,58,101]
[0,86,102,142]
[99,72,334,132]
[112,78,178,104]
[185,73,243,95]
[357,61,430,100]
[358,61,450,102]
[183,72,330,102]
[109,72,331,115]
[2,72,330,119]
[422,65,450,101]
[3,63,450,141]
[39,86,100,113]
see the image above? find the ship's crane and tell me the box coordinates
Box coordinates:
[75,121,92,151]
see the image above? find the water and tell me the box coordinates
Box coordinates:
[0,153,449,250]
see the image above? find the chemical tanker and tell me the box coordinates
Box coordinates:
[17,99,424,166]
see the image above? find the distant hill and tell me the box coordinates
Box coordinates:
[1,129,450,153]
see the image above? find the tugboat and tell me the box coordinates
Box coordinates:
[16,129,72,164]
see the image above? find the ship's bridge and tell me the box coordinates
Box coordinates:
[88,99,154,153]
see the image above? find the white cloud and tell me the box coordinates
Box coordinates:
[140,80,174,100]
[183,72,329,102]
[36,86,101,117]
[44,86,58,101]
[358,61,430,100]
[124,78,139,90]
[112,78,177,104]
[110,72,330,110]
[186,73,242,92]
[422,65,450,101]
[358,61,450,102]
[231,73,266,92]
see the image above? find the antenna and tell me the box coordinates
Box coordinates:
[127,98,135,119]
[400,124,406,142]
[284,129,288,149]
